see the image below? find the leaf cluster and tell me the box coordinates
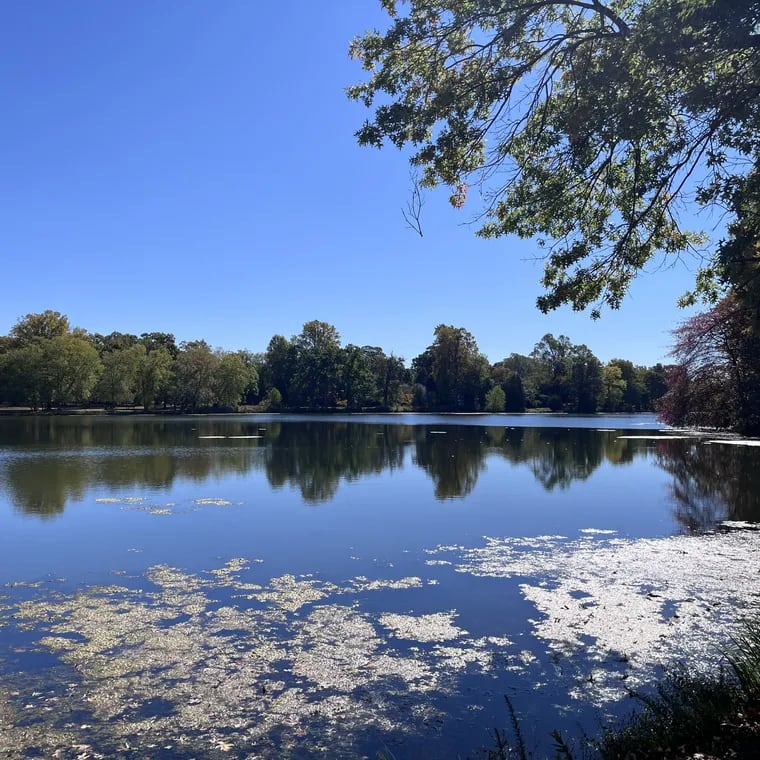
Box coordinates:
[350,0,760,315]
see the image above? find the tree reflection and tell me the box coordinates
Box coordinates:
[263,422,407,503]
[487,427,606,491]
[656,440,760,533]
[2,418,757,519]
[412,427,486,499]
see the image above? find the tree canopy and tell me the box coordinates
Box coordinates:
[0,311,665,415]
[349,0,760,316]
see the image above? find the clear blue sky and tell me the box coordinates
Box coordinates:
[1,0,710,366]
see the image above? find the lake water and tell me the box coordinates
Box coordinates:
[1,414,759,758]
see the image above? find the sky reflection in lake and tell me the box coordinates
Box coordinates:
[1,414,759,758]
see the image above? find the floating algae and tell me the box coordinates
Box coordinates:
[379,611,466,642]
[0,559,517,758]
[440,530,760,703]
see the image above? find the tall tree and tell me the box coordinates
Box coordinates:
[172,341,218,411]
[10,311,70,343]
[94,344,145,407]
[601,364,627,412]
[135,347,172,410]
[291,321,342,408]
[428,324,489,410]
[214,352,252,409]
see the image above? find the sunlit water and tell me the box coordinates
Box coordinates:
[1,414,759,758]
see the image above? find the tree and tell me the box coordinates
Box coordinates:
[262,334,296,405]
[658,296,760,432]
[291,321,342,408]
[136,347,172,410]
[91,331,139,356]
[601,364,627,411]
[485,385,505,412]
[504,373,526,412]
[341,344,376,409]
[233,350,261,405]
[139,332,179,358]
[41,334,102,407]
[531,334,573,410]
[568,346,603,413]
[427,324,489,410]
[350,1,760,316]
[172,341,217,411]
[94,344,145,407]
[10,310,70,343]
[214,352,251,409]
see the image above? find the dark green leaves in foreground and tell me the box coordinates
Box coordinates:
[350,1,760,316]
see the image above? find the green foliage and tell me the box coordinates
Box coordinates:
[0,311,666,415]
[94,344,145,407]
[214,352,251,409]
[601,364,627,412]
[10,310,70,343]
[597,666,741,759]
[485,385,505,412]
[350,0,760,316]
[424,324,490,410]
[481,614,760,758]
[171,341,217,411]
[504,374,526,413]
[262,387,282,410]
[136,347,173,410]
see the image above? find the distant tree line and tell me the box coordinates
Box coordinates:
[0,310,667,414]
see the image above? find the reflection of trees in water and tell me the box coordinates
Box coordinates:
[656,440,760,533]
[412,427,486,499]
[3,418,757,519]
[263,423,407,503]
[486,427,606,491]
[1,449,266,518]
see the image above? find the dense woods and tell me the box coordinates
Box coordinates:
[0,310,667,414]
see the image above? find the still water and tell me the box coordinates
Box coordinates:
[0,414,758,758]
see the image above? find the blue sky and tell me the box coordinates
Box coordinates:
[1,0,710,366]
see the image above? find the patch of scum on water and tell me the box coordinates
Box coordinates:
[4,527,760,756]
[428,531,760,704]
[0,560,522,759]
[379,612,466,642]
[92,496,241,516]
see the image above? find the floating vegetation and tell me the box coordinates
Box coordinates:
[92,495,241,516]
[379,611,466,642]
[0,559,519,758]
[94,496,147,504]
[349,576,424,592]
[579,528,617,535]
[429,531,760,704]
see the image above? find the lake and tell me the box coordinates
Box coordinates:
[1,414,759,758]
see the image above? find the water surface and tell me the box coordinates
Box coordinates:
[1,414,759,758]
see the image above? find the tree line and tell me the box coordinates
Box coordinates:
[0,310,667,414]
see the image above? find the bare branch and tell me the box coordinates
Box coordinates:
[402,172,425,237]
